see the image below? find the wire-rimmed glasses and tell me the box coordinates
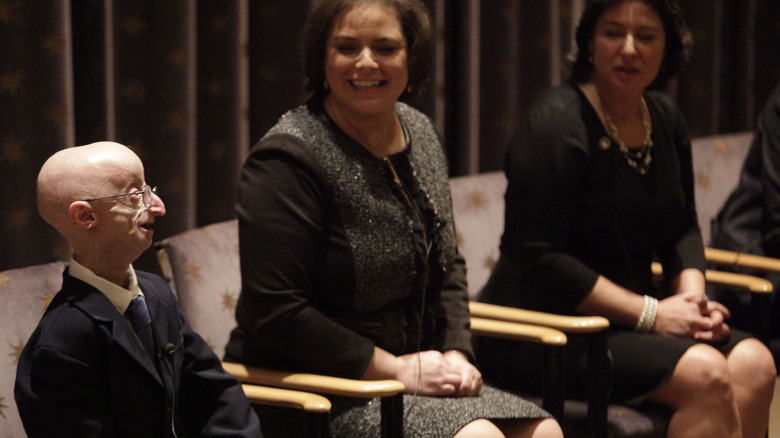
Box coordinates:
[83,185,158,207]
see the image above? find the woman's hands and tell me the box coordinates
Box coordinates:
[654,268,731,340]
[577,272,731,341]
[364,347,482,397]
[395,350,482,397]
[655,291,731,341]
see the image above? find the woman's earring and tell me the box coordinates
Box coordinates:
[406,85,412,93]
[323,80,330,91]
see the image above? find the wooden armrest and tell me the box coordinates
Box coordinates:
[705,247,780,273]
[223,362,405,398]
[468,301,609,334]
[241,384,331,413]
[470,316,566,345]
[651,262,773,294]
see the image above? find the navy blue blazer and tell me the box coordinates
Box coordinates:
[15,269,262,437]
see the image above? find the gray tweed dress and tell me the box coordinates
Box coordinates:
[225,99,552,437]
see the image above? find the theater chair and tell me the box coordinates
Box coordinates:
[449,170,772,438]
[156,219,568,438]
[0,260,331,438]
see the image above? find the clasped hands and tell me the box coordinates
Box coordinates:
[654,290,731,341]
[395,350,482,397]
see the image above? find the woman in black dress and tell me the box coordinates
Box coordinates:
[476,1,775,437]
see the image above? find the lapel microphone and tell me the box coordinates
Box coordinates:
[160,343,176,360]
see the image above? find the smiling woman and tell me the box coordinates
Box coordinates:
[221,0,563,437]
[323,2,410,136]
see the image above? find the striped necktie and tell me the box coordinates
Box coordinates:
[126,295,155,360]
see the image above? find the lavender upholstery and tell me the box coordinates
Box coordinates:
[691,131,753,243]
[156,220,240,359]
[0,260,67,438]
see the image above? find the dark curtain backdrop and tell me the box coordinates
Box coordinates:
[2,0,778,272]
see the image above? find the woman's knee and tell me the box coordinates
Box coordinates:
[727,338,776,392]
[664,344,734,401]
[453,419,504,438]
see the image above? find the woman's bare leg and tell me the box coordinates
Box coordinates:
[725,338,775,438]
[647,344,741,437]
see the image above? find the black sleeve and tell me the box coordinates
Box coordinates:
[233,134,376,379]
[654,95,706,278]
[435,248,474,360]
[759,85,780,256]
[501,92,600,312]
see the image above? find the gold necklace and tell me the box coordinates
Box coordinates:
[585,82,654,175]
[602,98,653,175]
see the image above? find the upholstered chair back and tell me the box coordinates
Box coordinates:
[448,131,754,299]
[691,131,753,243]
[0,260,67,438]
[449,171,508,298]
[156,219,241,359]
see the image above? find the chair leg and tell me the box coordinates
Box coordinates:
[588,331,609,438]
[543,344,565,420]
[308,411,330,438]
[751,293,773,347]
[381,393,404,438]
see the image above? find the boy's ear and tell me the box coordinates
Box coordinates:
[69,201,97,229]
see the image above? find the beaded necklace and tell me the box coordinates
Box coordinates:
[603,101,653,175]
[586,83,654,175]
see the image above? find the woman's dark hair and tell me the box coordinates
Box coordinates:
[569,0,692,89]
[302,0,434,101]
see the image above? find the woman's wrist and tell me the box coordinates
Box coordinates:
[635,295,658,332]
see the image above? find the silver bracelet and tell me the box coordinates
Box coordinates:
[635,295,658,332]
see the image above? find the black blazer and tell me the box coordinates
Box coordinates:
[15,269,261,438]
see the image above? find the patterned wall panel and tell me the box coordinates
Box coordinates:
[0,0,777,271]
[197,0,247,227]
[0,1,72,269]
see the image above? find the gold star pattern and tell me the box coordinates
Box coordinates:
[200,227,216,240]
[714,139,728,156]
[168,48,188,69]
[41,35,66,56]
[256,4,280,24]
[47,104,69,125]
[0,0,21,24]
[122,80,148,103]
[10,338,24,364]
[123,13,148,37]
[256,64,280,83]
[169,173,186,196]
[40,291,56,310]
[206,77,226,98]
[0,395,7,420]
[6,206,28,231]
[467,189,486,210]
[0,134,24,163]
[0,272,9,290]
[0,69,25,95]
[166,110,187,134]
[184,262,201,284]
[482,253,497,272]
[221,290,237,311]
[209,15,228,34]
[209,141,227,161]
[696,173,711,191]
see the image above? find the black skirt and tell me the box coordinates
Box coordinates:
[477,327,753,403]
